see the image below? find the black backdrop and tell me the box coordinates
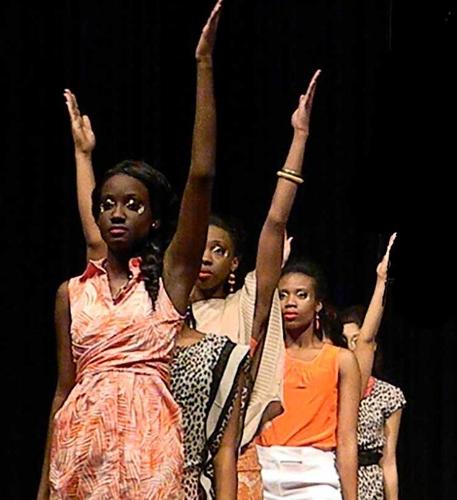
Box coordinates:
[1,1,456,498]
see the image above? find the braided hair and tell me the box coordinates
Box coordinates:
[92,160,178,308]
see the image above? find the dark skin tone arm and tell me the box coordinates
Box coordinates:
[336,349,361,500]
[213,369,246,500]
[354,233,396,394]
[162,1,222,314]
[37,282,75,499]
[248,72,321,428]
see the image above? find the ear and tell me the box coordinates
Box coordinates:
[316,301,323,314]
[230,256,239,273]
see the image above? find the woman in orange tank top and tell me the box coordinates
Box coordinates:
[257,261,361,500]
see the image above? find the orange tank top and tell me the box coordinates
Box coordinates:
[257,343,340,449]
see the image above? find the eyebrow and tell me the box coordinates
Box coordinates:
[101,192,142,199]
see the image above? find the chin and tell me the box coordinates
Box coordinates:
[106,238,134,254]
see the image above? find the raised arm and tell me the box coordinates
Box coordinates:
[250,70,321,347]
[37,282,75,499]
[163,0,222,313]
[380,409,403,500]
[355,233,397,392]
[336,349,361,500]
[64,90,106,261]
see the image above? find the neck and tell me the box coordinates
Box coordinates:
[190,283,227,302]
[105,251,131,278]
[285,324,319,349]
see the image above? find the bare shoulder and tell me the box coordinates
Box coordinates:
[55,281,70,308]
[56,281,69,298]
[337,348,360,374]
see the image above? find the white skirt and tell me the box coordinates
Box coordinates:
[257,445,342,499]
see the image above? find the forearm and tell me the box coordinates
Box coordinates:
[382,462,399,500]
[38,393,68,498]
[190,58,216,179]
[336,440,358,500]
[360,277,386,343]
[268,130,307,224]
[74,150,105,258]
[213,447,238,500]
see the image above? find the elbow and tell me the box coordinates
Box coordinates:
[337,433,358,457]
[86,241,107,261]
[213,444,238,477]
[266,210,287,228]
[188,164,216,183]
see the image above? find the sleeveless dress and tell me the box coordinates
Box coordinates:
[49,258,185,499]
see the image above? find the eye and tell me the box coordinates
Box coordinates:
[100,197,115,213]
[125,198,145,214]
[297,291,309,299]
[279,291,287,300]
[211,244,228,258]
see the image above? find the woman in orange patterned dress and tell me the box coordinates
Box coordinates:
[37,4,219,497]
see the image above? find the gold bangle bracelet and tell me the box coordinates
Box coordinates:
[276,170,304,184]
[281,168,303,177]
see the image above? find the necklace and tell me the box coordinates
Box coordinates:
[103,262,134,302]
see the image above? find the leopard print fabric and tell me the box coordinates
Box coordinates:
[171,334,250,499]
[357,377,406,499]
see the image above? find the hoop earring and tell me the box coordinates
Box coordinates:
[228,272,236,294]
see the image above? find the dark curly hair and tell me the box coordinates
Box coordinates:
[281,260,347,348]
[92,160,178,308]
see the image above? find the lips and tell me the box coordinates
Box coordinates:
[284,312,299,321]
[109,226,128,236]
[198,270,213,279]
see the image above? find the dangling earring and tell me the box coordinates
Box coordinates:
[315,312,320,332]
[228,272,236,294]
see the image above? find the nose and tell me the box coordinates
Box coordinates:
[110,203,126,222]
[284,295,297,308]
[202,247,213,265]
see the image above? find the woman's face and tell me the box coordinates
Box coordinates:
[195,224,239,292]
[342,322,361,351]
[278,272,322,333]
[97,174,155,253]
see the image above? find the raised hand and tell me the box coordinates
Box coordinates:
[291,69,321,137]
[377,232,397,281]
[195,0,223,62]
[63,89,96,155]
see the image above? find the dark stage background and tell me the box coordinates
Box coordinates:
[1,1,456,498]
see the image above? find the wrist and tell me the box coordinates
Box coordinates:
[292,129,309,140]
[196,55,214,68]
[75,149,93,159]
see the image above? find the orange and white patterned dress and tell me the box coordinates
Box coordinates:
[49,258,184,499]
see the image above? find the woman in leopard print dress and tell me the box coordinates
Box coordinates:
[341,233,406,499]
[171,327,250,498]
[356,376,406,499]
